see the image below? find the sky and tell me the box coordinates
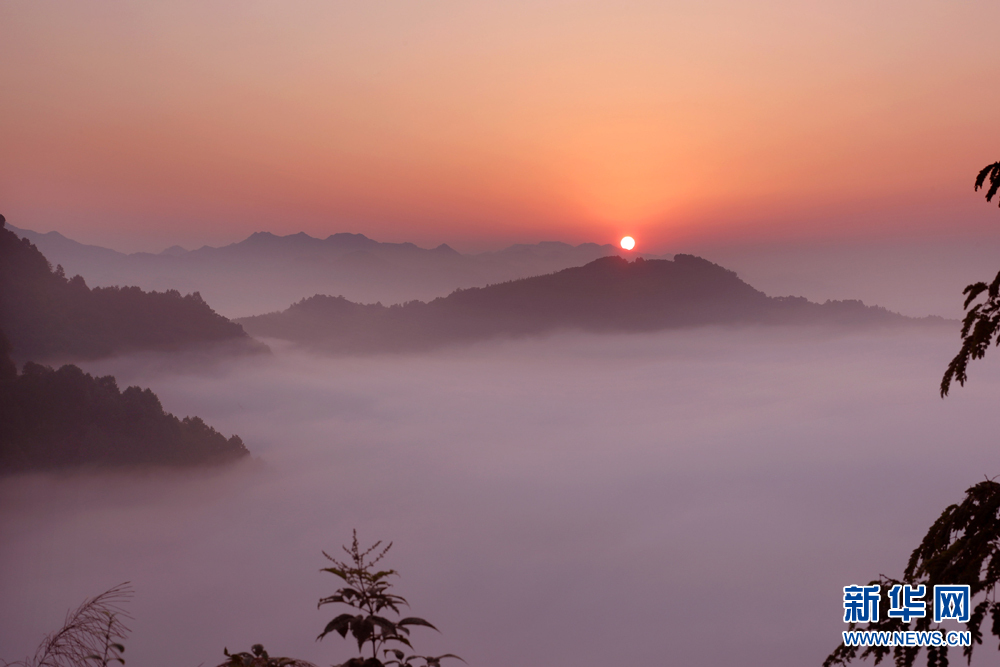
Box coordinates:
[2,1,999,254]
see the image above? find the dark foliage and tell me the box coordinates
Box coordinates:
[0,332,249,472]
[975,162,1000,207]
[940,161,1000,395]
[940,270,1000,396]
[318,532,462,667]
[824,480,1000,667]
[217,645,317,667]
[240,255,918,353]
[0,214,250,363]
[829,165,1000,663]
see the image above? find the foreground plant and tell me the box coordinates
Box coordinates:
[318,531,463,667]
[2,583,132,667]
[940,160,1000,396]
[823,480,1000,667]
[217,644,317,667]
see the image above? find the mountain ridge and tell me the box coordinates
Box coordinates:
[7,224,638,317]
[0,217,259,364]
[237,254,940,354]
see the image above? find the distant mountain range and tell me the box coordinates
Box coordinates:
[0,216,258,364]
[238,254,940,353]
[0,214,949,471]
[8,224,643,318]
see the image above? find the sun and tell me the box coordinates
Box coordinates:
[620,236,635,250]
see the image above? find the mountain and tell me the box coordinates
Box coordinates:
[0,332,249,473]
[0,216,258,363]
[7,224,637,317]
[237,254,931,353]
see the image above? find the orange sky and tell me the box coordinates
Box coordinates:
[2,1,999,253]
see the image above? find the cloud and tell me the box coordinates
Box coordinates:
[1,327,997,667]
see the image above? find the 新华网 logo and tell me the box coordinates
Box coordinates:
[839,583,972,648]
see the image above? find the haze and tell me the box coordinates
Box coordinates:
[2,328,998,666]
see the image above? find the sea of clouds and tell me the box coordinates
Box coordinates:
[2,325,998,667]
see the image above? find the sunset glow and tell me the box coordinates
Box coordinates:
[1,1,998,253]
[620,236,636,250]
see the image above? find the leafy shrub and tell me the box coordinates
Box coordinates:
[318,531,463,667]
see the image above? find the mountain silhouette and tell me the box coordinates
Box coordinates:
[237,254,933,353]
[7,224,636,317]
[0,216,258,363]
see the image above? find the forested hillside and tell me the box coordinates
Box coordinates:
[0,215,254,362]
[0,333,249,473]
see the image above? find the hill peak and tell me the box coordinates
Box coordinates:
[236,253,920,354]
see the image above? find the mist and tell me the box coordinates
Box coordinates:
[2,326,998,667]
[694,237,1000,320]
[16,221,1000,322]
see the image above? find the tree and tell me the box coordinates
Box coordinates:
[824,164,1000,666]
[317,531,463,667]
[823,480,1000,667]
[940,161,1000,396]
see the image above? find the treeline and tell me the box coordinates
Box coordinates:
[0,332,249,473]
[0,215,252,363]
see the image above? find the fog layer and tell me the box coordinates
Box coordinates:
[2,327,998,667]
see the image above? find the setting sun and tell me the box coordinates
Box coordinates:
[620,236,636,250]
